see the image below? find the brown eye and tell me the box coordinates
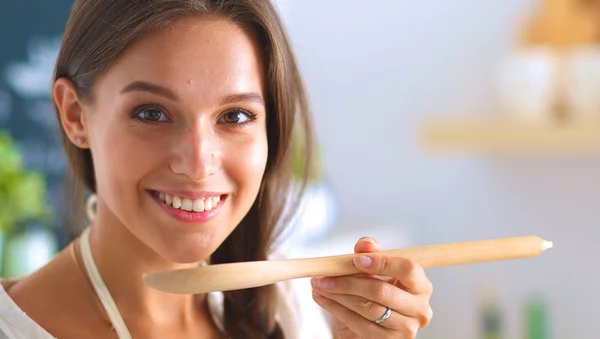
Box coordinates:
[141,109,162,121]
[133,106,169,123]
[219,110,253,124]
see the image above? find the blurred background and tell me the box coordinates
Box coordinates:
[1,0,598,338]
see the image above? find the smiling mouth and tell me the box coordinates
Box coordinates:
[151,191,225,213]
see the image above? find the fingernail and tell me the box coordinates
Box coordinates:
[312,291,323,299]
[359,237,376,244]
[314,277,334,289]
[354,255,373,268]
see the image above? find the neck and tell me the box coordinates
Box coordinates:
[82,204,210,328]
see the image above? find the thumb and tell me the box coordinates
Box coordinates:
[354,237,380,253]
[353,237,381,279]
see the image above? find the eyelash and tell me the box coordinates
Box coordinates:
[218,109,258,128]
[130,105,258,128]
[131,104,169,125]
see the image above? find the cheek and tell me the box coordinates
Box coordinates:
[90,121,163,205]
[224,134,268,198]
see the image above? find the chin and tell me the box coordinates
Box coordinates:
[157,235,221,264]
[161,248,211,264]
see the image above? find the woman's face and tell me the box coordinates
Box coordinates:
[83,16,268,262]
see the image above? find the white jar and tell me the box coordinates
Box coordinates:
[565,45,600,121]
[495,47,559,123]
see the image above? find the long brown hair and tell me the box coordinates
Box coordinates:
[53,1,314,338]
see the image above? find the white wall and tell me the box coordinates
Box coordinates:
[281,1,600,338]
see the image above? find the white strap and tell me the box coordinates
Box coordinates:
[80,227,132,339]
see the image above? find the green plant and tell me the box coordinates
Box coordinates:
[0,130,52,235]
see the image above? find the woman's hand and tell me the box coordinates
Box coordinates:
[311,237,433,339]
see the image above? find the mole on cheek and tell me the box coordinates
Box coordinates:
[187,79,193,84]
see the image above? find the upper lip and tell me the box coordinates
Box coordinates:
[150,189,227,200]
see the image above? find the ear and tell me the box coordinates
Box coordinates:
[53,78,90,148]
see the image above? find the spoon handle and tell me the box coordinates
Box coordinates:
[144,236,552,294]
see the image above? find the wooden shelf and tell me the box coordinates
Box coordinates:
[420,117,600,154]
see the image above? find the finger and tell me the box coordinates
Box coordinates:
[314,290,406,331]
[312,291,420,339]
[354,237,380,254]
[353,255,433,295]
[353,237,381,279]
[312,276,427,321]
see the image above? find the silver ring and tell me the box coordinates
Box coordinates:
[374,307,392,325]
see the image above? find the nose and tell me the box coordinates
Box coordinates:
[169,123,221,182]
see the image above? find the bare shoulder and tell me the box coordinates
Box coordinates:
[7,240,115,339]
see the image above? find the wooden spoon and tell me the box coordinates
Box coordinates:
[143,236,552,294]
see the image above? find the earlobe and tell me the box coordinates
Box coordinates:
[54,78,89,148]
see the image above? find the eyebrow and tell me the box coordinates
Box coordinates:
[120,81,179,101]
[120,81,264,106]
[220,92,265,106]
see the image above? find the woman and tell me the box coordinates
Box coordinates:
[0,0,433,338]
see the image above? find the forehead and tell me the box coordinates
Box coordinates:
[96,15,265,98]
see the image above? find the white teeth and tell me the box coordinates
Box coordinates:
[181,198,193,211]
[192,199,205,212]
[158,192,222,212]
[172,196,182,209]
[204,198,213,211]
